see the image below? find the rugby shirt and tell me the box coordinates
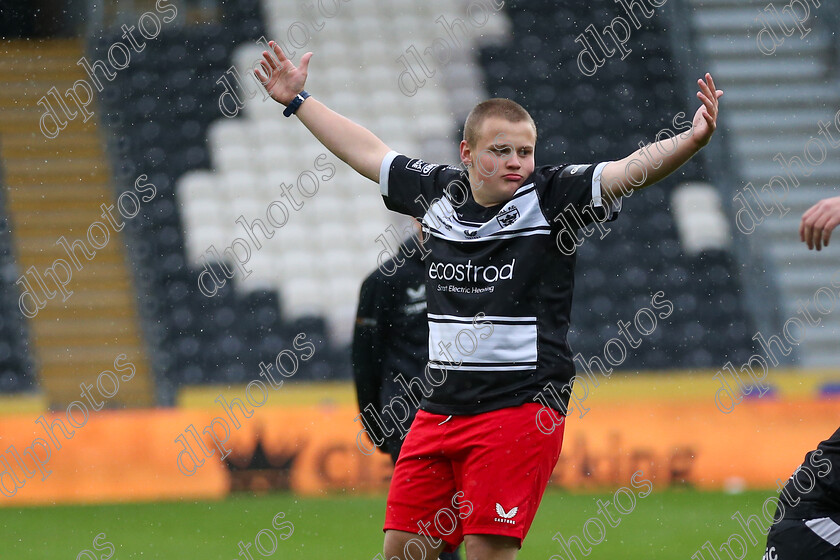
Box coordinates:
[379,151,620,415]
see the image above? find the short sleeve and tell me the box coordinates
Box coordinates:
[540,162,622,230]
[379,152,448,218]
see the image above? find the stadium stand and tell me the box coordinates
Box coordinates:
[0,39,155,406]
[478,0,758,369]
[686,0,840,366]
[94,0,358,396]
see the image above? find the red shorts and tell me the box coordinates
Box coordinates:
[384,403,565,551]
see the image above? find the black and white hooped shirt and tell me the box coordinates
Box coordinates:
[379,152,621,415]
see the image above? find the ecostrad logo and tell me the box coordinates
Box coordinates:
[429,258,516,283]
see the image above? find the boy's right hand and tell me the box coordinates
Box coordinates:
[254,41,313,106]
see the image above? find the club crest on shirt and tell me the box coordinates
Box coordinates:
[496,205,520,228]
[406,158,437,176]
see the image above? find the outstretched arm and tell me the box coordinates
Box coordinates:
[600,73,724,199]
[800,196,840,250]
[255,42,392,183]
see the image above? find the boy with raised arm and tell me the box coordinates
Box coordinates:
[255,42,722,560]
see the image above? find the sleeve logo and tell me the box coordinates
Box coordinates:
[406,158,438,176]
[559,164,591,178]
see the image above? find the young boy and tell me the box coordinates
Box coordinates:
[255,43,722,560]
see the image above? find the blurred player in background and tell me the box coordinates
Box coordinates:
[352,223,461,560]
[255,41,722,560]
[352,224,427,464]
[764,427,839,559]
[762,198,840,558]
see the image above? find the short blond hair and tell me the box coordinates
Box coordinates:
[463,98,537,148]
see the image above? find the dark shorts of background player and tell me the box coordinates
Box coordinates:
[384,402,565,552]
[765,519,840,560]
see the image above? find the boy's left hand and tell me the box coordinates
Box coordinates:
[690,73,723,148]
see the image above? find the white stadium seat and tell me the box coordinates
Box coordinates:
[213,143,252,173]
[281,280,323,318]
[224,170,260,196]
[255,119,283,146]
[671,182,733,255]
[207,119,247,152]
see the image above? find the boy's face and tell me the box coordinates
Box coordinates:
[460,117,536,207]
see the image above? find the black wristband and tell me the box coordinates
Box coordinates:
[283,90,310,117]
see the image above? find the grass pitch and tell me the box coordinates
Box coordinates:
[1,489,773,559]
